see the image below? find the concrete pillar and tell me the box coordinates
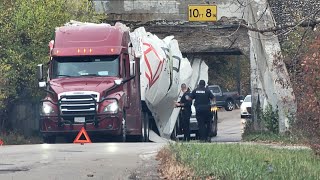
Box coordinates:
[245,0,296,133]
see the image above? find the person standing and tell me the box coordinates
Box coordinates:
[188,80,214,142]
[175,83,192,141]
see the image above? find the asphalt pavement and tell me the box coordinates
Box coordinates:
[211,109,243,142]
[0,110,242,180]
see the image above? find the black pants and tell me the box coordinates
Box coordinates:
[181,110,191,141]
[196,110,211,142]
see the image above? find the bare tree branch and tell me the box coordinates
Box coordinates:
[240,18,320,33]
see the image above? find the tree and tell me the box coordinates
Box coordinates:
[0,0,104,129]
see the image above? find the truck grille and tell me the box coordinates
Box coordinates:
[58,91,100,122]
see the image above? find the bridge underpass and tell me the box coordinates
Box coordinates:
[6,0,296,136]
[96,0,296,133]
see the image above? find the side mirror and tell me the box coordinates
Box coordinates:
[39,81,47,88]
[130,61,136,76]
[37,64,44,81]
[240,100,244,103]
[114,79,122,85]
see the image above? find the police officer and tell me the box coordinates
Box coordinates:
[188,80,214,142]
[175,83,192,141]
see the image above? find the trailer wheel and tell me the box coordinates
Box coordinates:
[141,112,150,142]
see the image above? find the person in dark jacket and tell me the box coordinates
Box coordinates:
[175,83,192,141]
[188,80,214,142]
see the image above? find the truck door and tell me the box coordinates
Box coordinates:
[122,55,129,108]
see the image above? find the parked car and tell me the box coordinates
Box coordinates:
[240,95,251,118]
[173,103,218,140]
[207,85,240,111]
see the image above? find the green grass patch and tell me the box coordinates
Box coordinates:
[169,143,320,179]
[0,131,42,145]
[242,131,307,145]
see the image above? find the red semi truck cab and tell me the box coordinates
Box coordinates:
[37,24,148,143]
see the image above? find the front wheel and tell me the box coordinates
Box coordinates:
[121,111,127,142]
[43,135,56,144]
[141,112,150,142]
[225,100,234,111]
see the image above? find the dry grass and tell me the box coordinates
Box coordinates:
[156,146,216,180]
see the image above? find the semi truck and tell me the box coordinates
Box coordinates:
[37,21,217,143]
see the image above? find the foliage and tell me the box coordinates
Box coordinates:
[0,0,104,129]
[293,30,320,155]
[204,55,250,96]
[167,143,320,179]
[260,104,279,134]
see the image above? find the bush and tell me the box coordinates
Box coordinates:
[260,104,279,134]
[293,31,320,154]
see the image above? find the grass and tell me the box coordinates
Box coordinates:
[168,143,320,179]
[242,131,308,145]
[0,131,42,145]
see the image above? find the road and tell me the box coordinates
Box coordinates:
[0,110,242,180]
[0,143,163,180]
[212,109,243,142]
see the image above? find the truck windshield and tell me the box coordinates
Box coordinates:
[52,56,119,78]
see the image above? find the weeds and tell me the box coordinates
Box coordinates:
[260,104,279,134]
[0,130,42,145]
[165,143,320,179]
[242,131,308,145]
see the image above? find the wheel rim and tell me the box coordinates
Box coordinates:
[228,101,234,110]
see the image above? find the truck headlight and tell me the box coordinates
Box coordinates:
[104,101,118,113]
[41,103,54,115]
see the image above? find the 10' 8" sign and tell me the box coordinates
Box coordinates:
[188,5,217,22]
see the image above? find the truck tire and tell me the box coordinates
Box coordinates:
[43,135,56,144]
[121,111,127,142]
[225,100,234,111]
[141,112,150,142]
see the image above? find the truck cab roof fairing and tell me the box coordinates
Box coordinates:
[54,25,125,49]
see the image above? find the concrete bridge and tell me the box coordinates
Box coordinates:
[92,0,296,132]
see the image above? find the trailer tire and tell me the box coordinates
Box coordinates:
[141,112,150,142]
